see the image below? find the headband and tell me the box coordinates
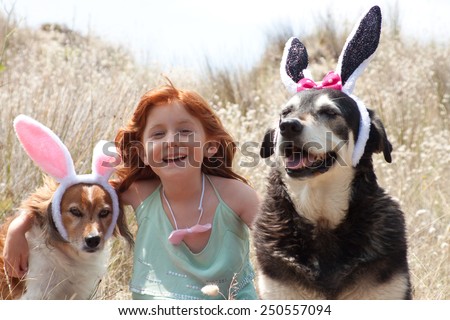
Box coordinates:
[13,115,120,241]
[279,6,382,167]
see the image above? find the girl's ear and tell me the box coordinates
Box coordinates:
[140,153,149,166]
[205,142,219,158]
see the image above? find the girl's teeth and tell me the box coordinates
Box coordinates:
[165,155,185,161]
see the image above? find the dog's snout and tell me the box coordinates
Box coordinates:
[279,119,303,138]
[85,235,101,248]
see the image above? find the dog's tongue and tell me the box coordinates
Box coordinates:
[285,153,315,169]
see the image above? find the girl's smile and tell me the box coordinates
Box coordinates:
[161,151,188,167]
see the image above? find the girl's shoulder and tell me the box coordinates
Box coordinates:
[119,179,161,210]
[208,175,260,227]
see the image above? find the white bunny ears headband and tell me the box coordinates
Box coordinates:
[13,115,120,241]
[280,6,382,167]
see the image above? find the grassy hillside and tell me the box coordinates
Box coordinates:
[0,13,448,299]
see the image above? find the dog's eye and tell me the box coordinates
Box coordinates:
[281,107,293,118]
[99,209,111,218]
[69,208,83,217]
[319,108,340,117]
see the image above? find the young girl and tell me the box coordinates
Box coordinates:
[4,83,259,300]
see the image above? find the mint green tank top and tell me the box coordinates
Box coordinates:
[130,176,257,300]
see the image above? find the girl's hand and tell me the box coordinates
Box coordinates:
[3,214,33,278]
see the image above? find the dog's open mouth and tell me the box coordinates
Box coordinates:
[283,145,337,178]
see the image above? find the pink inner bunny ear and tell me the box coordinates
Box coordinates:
[92,140,119,180]
[14,115,75,181]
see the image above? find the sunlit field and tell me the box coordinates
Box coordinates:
[0,12,448,299]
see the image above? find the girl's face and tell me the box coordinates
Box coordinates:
[141,103,212,178]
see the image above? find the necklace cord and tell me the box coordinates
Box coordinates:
[162,173,205,230]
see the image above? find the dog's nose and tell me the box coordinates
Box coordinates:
[279,119,303,138]
[85,235,101,248]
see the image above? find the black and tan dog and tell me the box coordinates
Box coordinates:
[253,6,412,299]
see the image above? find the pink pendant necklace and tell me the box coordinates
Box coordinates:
[162,173,212,245]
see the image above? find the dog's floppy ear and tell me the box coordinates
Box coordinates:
[280,37,309,95]
[365,109,392,163]
[260,129,275,158]
[336,6,382,94]
[45,203,68,244]
[114,205,134,248]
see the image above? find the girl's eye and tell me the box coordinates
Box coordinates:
[69,207,83,217]
[179,129,193,135]
[151,131,165,138]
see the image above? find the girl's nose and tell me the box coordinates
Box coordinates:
[166,132,181,146]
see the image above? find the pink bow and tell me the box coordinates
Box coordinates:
[297,71,342,92]
[168,223,212,246]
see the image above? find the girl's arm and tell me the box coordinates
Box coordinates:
[233,183,260,228]
[118,179,160,210]
[2,212,34,278]
[217,178,260,228]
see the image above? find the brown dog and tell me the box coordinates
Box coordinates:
[1,115,134,299]
[0,177,132,299]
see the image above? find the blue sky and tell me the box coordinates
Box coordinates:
[2,0,449,71]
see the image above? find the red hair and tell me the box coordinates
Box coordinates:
[114,83,248,192]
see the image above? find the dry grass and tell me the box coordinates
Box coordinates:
[0,12,448,300]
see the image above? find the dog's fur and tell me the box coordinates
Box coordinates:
[254,89,412,299]
[0,177,133,300]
